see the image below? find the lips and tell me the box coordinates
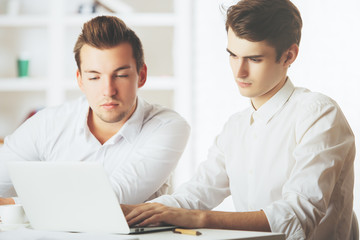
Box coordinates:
[101,102,119,110]
[236,80,252,88]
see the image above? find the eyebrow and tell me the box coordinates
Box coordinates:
[226,48,264,58]
[226,48,235,56]
[84,65,131,74]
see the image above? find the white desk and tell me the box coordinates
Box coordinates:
[138,229,284,240]
[0,228,285,240]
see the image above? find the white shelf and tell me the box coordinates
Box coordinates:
[0,15,49,27]
[142,77,176,90]
[0,13,175,28]
[65,13,176,27]
[0,78,48,91]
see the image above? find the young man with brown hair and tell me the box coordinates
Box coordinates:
[125,1,355,239]
[0,16,190,205]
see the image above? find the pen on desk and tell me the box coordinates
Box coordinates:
[173,228,202,236]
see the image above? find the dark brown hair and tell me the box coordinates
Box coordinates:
[74,16,144,72]
[225,0,302,61]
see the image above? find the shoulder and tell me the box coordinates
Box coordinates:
[29,96,87,132]
[292,87,336,107]
[290,87,341,116]
[141,98,190,130]
[39,96,86,117]
[134,99,190,145]
[288,87,353,136]
[61,96,86,112]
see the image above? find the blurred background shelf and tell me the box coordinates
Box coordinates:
[0,16,49,26]
[64,13,176,26]
[0,78,48,91]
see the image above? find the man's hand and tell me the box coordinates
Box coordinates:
[125,203,206,228]
[0,197,15,205]
[121,204,138,216]
[125,203,271,232]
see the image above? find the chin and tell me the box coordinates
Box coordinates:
[237,88,252,98]
[98,112,127,124]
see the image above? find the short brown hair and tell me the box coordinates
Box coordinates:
[74,16,144,72]
[225,0,302,61]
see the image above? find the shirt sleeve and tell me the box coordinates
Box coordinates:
[262,98,355,239]
[108,117,191,204]
[152,124,231,210]
[0,110,45,198]
[0,144,17,197]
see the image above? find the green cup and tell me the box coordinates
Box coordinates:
[17,53,30,78]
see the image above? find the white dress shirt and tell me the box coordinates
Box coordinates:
[0,96,190,204]
[153,79,355,240]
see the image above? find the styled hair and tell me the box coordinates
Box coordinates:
[225,0,302,61]
[74,16,144,72]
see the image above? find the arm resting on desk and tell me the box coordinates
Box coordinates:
[125,203,271,232]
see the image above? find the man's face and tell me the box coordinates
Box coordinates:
[227,28,288,109]
[77,43,146,128]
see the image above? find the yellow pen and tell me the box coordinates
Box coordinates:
[173,228,202,236]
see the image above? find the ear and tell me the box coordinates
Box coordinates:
[283,43,299,67]
[137,63,147,88]
[76,69,84,92]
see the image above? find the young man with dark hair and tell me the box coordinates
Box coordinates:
[0,16,190,205]
[124,1,355,239]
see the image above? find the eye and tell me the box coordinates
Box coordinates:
[115,74,129,78]
[249,57,262,63]
[88,76,99,80]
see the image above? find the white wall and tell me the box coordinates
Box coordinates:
[292,0,360,218]
[192,0,360,214]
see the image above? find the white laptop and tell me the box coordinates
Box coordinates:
[7,161,176,234]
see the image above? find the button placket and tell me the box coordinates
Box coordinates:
[94,145,107,164]
[247,112,263,211]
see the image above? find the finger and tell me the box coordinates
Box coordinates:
[139,208,196,228]
[126,203,162,221]
[137,214,167,227]
[137,219,163,227]
[126,206,148,222]
[127,209,164,226]
[122,204,142,216]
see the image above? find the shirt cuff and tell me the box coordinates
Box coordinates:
[148,195,182,208]
[262,203,305,239]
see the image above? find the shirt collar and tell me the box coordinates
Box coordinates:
[114,97,145,144]
[76,96,146,144]
[250,78,295,124]
[77,96,91,134]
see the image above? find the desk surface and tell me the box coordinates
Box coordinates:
[0,228,285,240]
[138,228,285,240]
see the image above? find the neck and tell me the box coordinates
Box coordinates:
[87,111,124,145]
[251,76,288,110]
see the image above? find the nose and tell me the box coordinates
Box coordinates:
[235,59,249,79]
[102,76,117,97]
